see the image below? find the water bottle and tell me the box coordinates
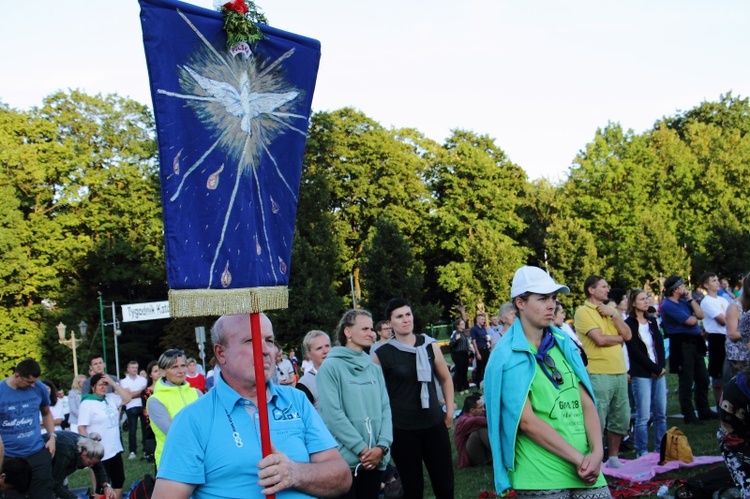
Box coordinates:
[657,485,669,498]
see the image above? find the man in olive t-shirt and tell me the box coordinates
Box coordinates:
[574,275,632,469]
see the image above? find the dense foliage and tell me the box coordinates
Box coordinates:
[2,91,749,385]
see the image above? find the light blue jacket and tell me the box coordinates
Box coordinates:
[317,346,393,470]
[484,319,596,496]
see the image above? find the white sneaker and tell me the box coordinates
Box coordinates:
[128,452,137,460]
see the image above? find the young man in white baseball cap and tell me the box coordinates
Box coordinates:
[484,266,610,499]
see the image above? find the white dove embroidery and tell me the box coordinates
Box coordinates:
[184,66,298,136]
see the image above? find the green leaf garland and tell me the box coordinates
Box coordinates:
[220,0,268,51]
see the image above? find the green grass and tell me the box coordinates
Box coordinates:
[434,371,723,499]
[67,372,722,498]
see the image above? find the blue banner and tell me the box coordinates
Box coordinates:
[140,0,320,313]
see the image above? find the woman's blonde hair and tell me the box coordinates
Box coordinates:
[70,374,86,392]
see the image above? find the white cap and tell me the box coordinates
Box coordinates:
[510,266,570,298]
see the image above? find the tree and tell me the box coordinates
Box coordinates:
[659,94,750,280]
[561,122,674,287]
[35,91,164,303]
[520,178,565,268]
[0,184,27,306]
[360,217,439,328]
[666,92,750,139]
[428,129,528,315]
[266,122,348,346]
[0,92,164,383]
[303,108,433,305]
[543,217,604,308]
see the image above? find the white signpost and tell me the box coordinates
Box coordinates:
[121,301,171,323]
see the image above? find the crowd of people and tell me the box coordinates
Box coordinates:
[454,267,750,498]
[0,348,215,499]
[6,266,750,498]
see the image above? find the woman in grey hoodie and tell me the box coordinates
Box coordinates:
[317,309,393,499]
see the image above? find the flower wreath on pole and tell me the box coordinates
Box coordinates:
[216,0,267,56]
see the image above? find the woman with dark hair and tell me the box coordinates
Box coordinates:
[374,298,455,498]
[140,361,162,463]
[719,368,750,496]
[726,274,750,378]
[78,373,132,499]
[40,379,63,432]
[624,289,666,457]
[449,318,471,395]
[317,309,392,498]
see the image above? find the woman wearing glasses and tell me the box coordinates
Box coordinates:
[78,373,132,499]
[624,289,667,458]
[147,349,202,468]
[317,309,393,498]
[484,266,608,499]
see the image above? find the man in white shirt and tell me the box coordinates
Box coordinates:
[700,272,733,407]
[120,360,148,459]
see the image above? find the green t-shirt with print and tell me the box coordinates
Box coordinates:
[509,340,606,490]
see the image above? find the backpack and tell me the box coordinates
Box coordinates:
[672,465,737,499]
[128,474,155,499]
[382,463,404,499]
[659,426,694,465]
[685,465,736,499]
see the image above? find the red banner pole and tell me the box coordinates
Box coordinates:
[250,312,275,499]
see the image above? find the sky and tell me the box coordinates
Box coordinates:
[1,0,748,181]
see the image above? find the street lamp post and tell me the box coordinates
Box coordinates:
[112,301,122,379]
[57,321,87,377]
[195,326,207,374]
[98,294,107,373]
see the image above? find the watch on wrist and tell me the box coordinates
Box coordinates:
[377,445,389,455]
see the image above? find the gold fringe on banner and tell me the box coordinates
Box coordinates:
[168,286,288,317]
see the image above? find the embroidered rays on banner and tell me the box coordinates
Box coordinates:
[139,0,321,316]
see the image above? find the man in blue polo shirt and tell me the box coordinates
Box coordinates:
[152,313,351,499]
[661,274,714,424]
